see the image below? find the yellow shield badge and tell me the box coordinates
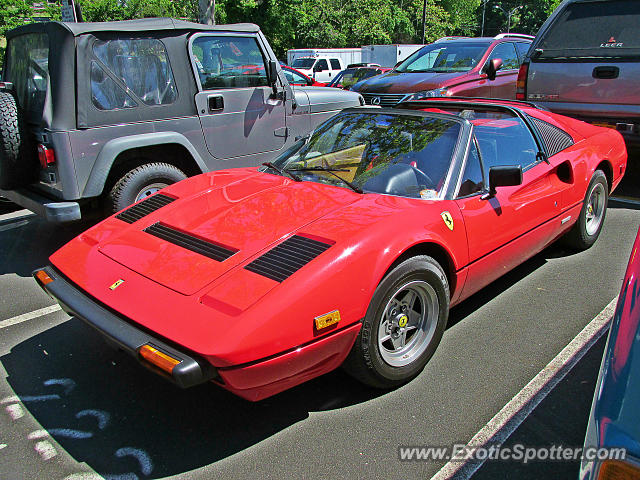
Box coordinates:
[441,211,454,231]
[109,279,125,290]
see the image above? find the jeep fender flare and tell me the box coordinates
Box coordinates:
[83,132,208,197]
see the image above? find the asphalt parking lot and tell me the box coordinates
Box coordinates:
[1,154,639,480]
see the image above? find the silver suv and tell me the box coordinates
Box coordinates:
[0,18,363,221]
[518,0,640,146]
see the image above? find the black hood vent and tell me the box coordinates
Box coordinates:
[116,193,176,224]
[144,223,237,262]
[245,235,332,282]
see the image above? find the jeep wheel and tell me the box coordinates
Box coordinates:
[0,92,34,189]
[108,163,187,213]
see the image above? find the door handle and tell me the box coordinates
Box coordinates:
[593,66,619,79]
[208,95,224,112]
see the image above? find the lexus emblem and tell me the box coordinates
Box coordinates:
[371,96,381,105]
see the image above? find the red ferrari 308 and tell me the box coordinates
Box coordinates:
[34,98,626,401]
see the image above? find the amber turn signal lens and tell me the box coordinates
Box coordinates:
[598,459,640,480]
[315,310,340,330]
[35,270,53,287]
[139,344,181,374]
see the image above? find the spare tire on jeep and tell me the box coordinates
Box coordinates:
[0,91,36,189]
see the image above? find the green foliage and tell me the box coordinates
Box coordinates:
[0,0,562,71]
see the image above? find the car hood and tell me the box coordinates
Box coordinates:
[293,86,363,113]
[98,171,360,295]
[352,70,469,94]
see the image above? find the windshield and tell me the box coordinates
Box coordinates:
[396,42,489,73]
[537,0,640,59]
[328,68,382,88]
[271,112,461,198]
[291,58,315,69]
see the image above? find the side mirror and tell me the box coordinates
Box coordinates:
[487,165,522,197]
[268,60,278,87]
[307,78,313,86]
[483,58,503,81]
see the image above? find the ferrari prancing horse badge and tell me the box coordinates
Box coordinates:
[441,211,454,231]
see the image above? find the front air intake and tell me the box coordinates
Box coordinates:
[244,235,332,282]
[144,223,237,262]
[116,194,176,224]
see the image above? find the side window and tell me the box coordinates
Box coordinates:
[316,59,329,71]
[93,38,177,107]
[473,113,538,170]
[330,59,341,70]
[191,35,269,90]
[488,42,519,70]
[286,69,308,84]
[457,139,485,197]
[90,62,137,110]
[515,42,530,63]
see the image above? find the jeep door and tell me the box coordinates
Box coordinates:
[190,34,288,160]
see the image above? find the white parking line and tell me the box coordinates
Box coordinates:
[430,296,618,480]
[0,305,62,330]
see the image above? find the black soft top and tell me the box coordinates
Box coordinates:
[6,18,259,39]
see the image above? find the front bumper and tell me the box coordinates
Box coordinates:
[0,187,80,222]
[33,266,217,388]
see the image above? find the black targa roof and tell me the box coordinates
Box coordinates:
[7,18,259,39]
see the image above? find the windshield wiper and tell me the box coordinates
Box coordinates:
[289,166,364,194]
[262,162,302,182]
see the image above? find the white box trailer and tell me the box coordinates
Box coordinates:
[361,44,424,68]
[286,48,362,67]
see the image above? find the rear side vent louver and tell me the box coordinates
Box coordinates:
[116,194,176,224]
[245,235,332,282]
[529,116,575,157]
[144,223,237,262]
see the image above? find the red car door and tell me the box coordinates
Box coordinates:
[487,42,521,99]
[455,115,562,300]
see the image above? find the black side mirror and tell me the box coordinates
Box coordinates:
[484,58,503,81]
[307,78,313,86]
[487,165,522,197]
[268,60,278,87]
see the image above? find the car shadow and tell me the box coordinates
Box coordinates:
[0,212,97,278]
[1,318,384,478]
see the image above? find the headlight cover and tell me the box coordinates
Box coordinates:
[405,88,451,101]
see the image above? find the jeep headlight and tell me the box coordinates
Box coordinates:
[405,88,451,101]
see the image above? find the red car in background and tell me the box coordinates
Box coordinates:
[35,98,626,401]
[351,34,533,106]
[282,65,326,86]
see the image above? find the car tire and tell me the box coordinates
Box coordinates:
[563,169,608,250]
[343,255,449,389]
[0,91,35,189]
[107,163,187,213]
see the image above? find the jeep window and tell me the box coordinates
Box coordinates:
[537,0,640,59]
[92,38,177,107]
[315,59,329,71]
[397,43,490,73]
[5,33,49,123]
[291,58,316,69]
[90,62,137,110]
[488,42,519,70]
[191,36,269,90]
[330,59,341,70]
